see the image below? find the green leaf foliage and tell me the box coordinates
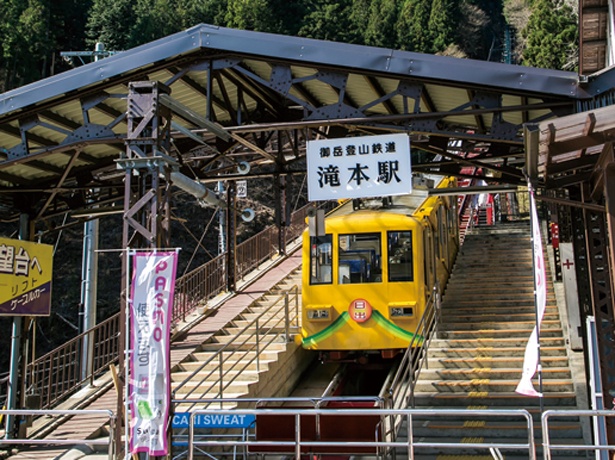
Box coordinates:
[0,0,578,90]
[522,0,578,70]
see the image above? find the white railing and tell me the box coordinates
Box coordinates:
[542,409,615,460]
[0,409,115,460]
[184,407,535,460]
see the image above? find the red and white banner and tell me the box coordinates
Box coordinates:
[129,251,178,455]
[515,190,547,397]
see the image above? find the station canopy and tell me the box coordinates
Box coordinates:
[0,23,611,226]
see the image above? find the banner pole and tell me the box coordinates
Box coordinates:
[529,183,545,413]
[125,249,131,459]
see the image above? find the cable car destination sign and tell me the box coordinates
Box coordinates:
[307,133,411,201]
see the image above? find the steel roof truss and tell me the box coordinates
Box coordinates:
[34,149,81,220]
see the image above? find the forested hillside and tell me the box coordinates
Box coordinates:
[0,0,578,93]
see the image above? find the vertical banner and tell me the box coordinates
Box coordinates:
[515,189,547,397]
[129,251,178,455]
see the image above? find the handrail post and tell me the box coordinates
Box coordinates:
[219,352,224,401]
[295,413,301,459]
[285,291,290,342]
[188,412,195,460]
[294,286,299,328]
[256,319,260,373]
[108,413,115,460]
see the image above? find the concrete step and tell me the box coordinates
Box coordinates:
[223,325,299,335]
[439,309,559,329]
[436,328,564,339]
[201,337,289,349]
[441,319,561,331]
[179,360,273,373]
[171,369,262,383]
[412,392,577,407]
[172,380,254,396]
[425,355,569,369]
[440,304,559,314]
[427,346,567,358]
[191,349,283,361]
[444,285,537,295]
[429,336,565,348]
[441,299,557,308]
[173,396,244,412]
[410,419,582,439]
[414,378,574,393]
[418,367,571,381]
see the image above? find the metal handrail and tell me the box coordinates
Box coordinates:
[0,409,115,460]
[25,204,313,411]
[387,284,440,410]
[542,409,615,460]
[387,184,471,415]
[27,313,120,409]
[172,286,300,410]
[186,407,535,460]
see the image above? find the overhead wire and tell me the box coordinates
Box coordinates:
[173,207,218,277]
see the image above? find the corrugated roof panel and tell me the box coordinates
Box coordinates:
[345,73,390,116]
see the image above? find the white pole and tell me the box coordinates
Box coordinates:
[125,249,131,459]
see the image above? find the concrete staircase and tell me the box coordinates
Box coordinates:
[172,269,312,412]
[409,221,586,458]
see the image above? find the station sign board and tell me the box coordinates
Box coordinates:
[307,133,411,201]
[0,237,53,316]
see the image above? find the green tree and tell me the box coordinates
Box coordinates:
[85,0,136,50]
[362,0,400,48]
[522,0,577,70]
[131,0,187,45]
[183,0,228,28]
[396,0,431,52]
[0,0,52,89]
[225,0,307,35]
[298,0,358,43]
[427,0,460,54]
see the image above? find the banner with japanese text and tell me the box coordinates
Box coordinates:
[307,133,411,201]
[129,251,178,456]
[0,237,53,316]
[515,190,547,397]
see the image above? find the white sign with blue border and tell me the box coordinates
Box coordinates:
[307,133,411,201]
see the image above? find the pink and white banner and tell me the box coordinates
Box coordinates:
[129,251,178,455]
[515,190,547,397]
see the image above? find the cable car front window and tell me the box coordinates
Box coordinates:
[388,231,413,282]
[338,233,382,284]
[310,235,332,285]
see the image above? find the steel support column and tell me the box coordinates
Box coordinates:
[581,183,615,442]
[275,173,287,256]
[225,180,236,292]
[117,81,174,459]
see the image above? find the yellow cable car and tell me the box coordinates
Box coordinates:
[299,176,459,359]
